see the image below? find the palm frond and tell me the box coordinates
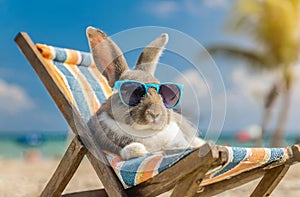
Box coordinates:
[205,45,276,70]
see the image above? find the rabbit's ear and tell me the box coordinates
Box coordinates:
[87,26,129,87]
[135,34,168,75]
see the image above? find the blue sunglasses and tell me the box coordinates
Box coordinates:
[113,80,183,109]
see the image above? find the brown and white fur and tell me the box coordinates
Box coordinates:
[87,27,205,160]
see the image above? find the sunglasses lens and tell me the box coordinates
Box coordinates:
[120,82,146,106]
[159,84,181,108]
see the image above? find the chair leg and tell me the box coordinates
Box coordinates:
[170,144,224,197]
[170,168,208,197]
[40,136,87,197]
[250,164,290,197]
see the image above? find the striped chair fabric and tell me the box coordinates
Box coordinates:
[36,44,291,188]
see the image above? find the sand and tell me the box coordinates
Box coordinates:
[1,159,300,197]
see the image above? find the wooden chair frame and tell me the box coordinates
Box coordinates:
[15,32,300,197]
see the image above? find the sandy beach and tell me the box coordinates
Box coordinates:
[1,158,300,197]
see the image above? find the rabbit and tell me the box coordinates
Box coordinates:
[87,26,205,160]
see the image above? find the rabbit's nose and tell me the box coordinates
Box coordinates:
[149,111,160,119]
[146,104,162,122]
[146,111,161,122]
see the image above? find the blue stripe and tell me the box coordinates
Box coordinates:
[50,46,93,67]
[213,147,247,177]
[120,154,151,186]
[268,148,285,164]
[53,61,91,122]
[80,52,93,67]
[158,154,181,173]
[54,47,67,63]
[78,66,107,104]
[158,149,194,173]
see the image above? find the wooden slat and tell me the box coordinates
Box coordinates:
[126,143,226,197]
[170,146,228,197]
[195,167,266,197]
[250,164,290,197]
[62,189,108,197]
[40,137,87,197]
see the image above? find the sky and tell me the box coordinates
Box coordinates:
[0,0,299,136]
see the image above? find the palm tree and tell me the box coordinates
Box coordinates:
[207,0,300,147]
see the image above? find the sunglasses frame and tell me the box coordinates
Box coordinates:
[113,80,183,109]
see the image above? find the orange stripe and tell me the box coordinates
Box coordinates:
[66,64,100,115]
[103,151,123,168]
[66,49,80,65]
[201,148,267,186]
[111,156,123,169]
[140,155,162,182]
[134,155,162,184]
[36,44,53,59]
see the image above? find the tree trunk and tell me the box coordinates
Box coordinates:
[270,82,292,147]
[257,107,272,147]
[256,83,279,147]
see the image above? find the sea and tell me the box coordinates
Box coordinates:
[0,131,299,159]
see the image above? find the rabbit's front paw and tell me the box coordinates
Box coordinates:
[120,142,148,160]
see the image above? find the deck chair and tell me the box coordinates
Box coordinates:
[15,32,300,197]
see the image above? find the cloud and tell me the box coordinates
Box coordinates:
[183,0,204,16]
[231,67,275,105]
[175,69,209,99]
[173,69,210,123]
[0,79,35,114]
[203,0,231,9]
[220,66,275,130]
[184,0,230,16]
[173,69,227,135]
[143,0,230,19]
[144,1,179,19]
